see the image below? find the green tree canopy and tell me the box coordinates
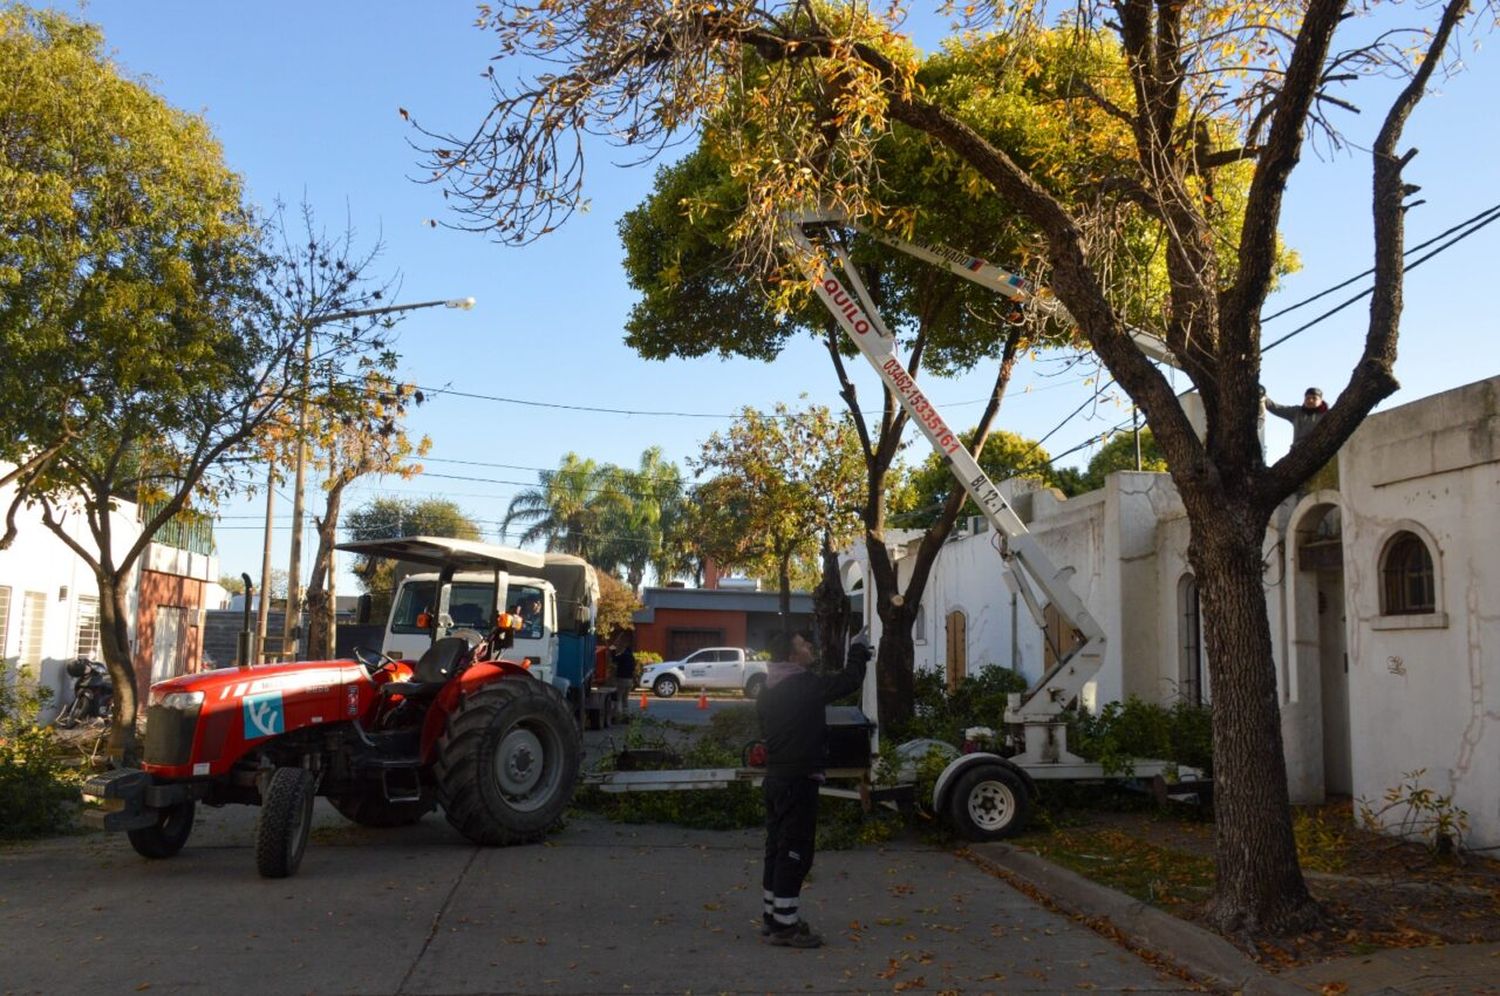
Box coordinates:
[346,496,482,614]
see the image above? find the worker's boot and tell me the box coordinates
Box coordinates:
[766,920,823,949]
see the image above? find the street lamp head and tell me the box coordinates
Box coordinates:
[445,297,476,310]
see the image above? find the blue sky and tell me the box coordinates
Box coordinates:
[49,2,1500,590]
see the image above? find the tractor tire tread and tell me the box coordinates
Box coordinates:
[256,767,315,878]
[434,679,579,847]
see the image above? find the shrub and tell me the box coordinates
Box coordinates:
[0,676,82,839]
[1064,697,1213,777]
[633,651,663,666]
[1358,769,1469,855]
[890,666,1029,745]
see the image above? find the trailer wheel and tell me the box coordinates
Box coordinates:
[435,678,580,846]
[256,767,315,878]
[652,675,679,698]
[329,792,434,828]
[127,799,195,859]
[947,764,1031,841]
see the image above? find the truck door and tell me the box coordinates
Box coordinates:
[682,649,713,687]
[701,649,736,689]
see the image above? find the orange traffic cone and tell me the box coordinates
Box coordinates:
[639,692,648,711]
[697,692,709,710]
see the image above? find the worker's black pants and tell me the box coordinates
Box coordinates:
[762,775,819,926]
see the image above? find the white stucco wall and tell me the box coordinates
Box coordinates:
[1338,376,1500,848]
[0,471,142,718]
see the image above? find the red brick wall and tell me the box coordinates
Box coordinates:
[634,608,747,659]
[134,571,206,702]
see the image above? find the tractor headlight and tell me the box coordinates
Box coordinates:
[159,691,204,711]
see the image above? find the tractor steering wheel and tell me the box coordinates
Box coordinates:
[352,645,399,675]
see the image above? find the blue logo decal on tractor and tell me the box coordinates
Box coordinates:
[243,692,284,739]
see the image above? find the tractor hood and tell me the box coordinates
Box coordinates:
[335,536,544,573]
[148,659,368,705]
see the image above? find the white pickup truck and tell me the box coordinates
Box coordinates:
[638,647,768,700]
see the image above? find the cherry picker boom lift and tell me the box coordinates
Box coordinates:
[787,209,1183,776]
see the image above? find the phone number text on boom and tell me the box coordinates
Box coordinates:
[881,358,960,455]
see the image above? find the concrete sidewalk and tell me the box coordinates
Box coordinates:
[970,842,1500,996]
[2,806,1196,995]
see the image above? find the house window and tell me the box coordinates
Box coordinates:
[1178,574,1205,706]
[0,585,10,655]
[1381,532,1436,615]
[19,591,46,670]
[913,603,926,645]
[75,596,102,659]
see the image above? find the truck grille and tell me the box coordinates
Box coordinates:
[143,704,200,767]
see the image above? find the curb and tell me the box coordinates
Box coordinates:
[967,842,1309,995]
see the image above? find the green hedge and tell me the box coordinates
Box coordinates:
[0,679,82,839]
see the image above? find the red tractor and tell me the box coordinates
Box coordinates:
[82,537,581,878]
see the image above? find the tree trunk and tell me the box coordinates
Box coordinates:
[1189,507,1321,934]
[812,532,850,669]
[874,597,916,732]
[304,480,346,661]
[95,572,140,766]
[777,550,793,651]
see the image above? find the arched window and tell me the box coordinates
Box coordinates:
[1381,532,1436,616]
[912,603,927,644]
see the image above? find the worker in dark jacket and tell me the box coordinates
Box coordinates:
[1266,386,1328,445]
[755,629,869,948]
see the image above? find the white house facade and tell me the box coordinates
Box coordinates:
[844,374,1500,848]
[0,468,219,720]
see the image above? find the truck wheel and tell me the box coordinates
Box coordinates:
[743,675,766,700]
[329,792,434,828]
[127,800,196,859]
[256,767,315,878]
[653,675,679,698]
[435,678,580,846]
[947,764,1031,842]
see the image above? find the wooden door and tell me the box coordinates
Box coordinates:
[945,610,967,691]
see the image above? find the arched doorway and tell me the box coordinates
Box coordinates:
[1296,502,1350,795]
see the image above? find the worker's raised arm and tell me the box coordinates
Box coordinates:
[810,642,870,704]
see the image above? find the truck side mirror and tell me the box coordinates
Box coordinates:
[356,594,372,625]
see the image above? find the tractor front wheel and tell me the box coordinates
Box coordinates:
[329,792,434,828]
[435,678,580,846]
[127,800,195,859]
[256,767,315,878]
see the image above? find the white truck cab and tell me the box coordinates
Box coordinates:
[383,571,559,685]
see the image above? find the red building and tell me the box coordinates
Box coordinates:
[631,586,816,660]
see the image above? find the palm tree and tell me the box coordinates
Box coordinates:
[501,453,611,559]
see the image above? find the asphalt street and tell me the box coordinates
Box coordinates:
[0,796,1195,995]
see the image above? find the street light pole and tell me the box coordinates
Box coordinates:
[279,296,474,660]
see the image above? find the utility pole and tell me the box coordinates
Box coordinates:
[278,297,475,661]
[256,462,275,661]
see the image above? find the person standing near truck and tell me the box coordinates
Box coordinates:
[756,630,870,948]
[611,631,636,715]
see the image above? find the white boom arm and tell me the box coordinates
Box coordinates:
[788,212,1170,765]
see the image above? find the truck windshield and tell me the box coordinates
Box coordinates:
[392,581,497,634]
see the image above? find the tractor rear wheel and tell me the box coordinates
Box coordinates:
[329,792,434,828]
[256,767,315,878]
[127,800,195,859]
[434,678,580,846]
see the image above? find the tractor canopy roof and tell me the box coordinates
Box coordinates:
[335,536,545,574]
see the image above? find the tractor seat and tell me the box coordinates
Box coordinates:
[380,637,469,701]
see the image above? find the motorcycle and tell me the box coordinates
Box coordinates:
[54,657,113,728]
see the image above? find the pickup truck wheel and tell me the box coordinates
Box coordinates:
[947,764,1030,842]
[127,800,196,859]
[329,792,434,828]
[435,678,580,845]
[743,674,766,700]
[256,767,316,878]
[652,675,679,698]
